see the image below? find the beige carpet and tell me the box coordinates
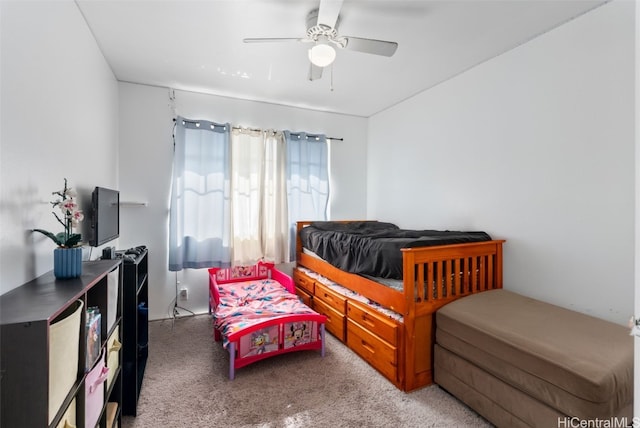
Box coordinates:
[122,314,492,428]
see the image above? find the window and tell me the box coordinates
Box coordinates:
[169,117,329,271]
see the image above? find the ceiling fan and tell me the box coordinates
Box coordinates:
[243,0,398,81]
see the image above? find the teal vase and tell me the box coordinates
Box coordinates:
[53,247,83,279]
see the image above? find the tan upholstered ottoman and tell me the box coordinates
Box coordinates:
[434,289,633,427]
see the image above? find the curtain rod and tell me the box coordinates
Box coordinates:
[174,118,343,141]
[286,131,343,141]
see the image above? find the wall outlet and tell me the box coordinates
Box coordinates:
[179,287,188,300]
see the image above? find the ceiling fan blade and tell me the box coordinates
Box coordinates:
[340,36,398,57]
[308,63,323,81]
[243,38,307,43]
[317,0,343,28]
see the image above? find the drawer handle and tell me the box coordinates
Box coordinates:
[109,338,122,354]
[89,366,110,393]
[361,340,375,354]
[361,315,375,328]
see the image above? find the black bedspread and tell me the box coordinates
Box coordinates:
[299,221,492,279]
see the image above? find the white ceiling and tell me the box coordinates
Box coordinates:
[76,0,606,117]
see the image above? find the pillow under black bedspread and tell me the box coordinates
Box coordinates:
[300,221,491,279]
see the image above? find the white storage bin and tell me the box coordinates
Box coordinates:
[106,325,121,389]
[107,267,119,331]
[49,299,83,424]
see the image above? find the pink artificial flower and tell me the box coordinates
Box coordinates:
[60,198,78,215]
[71,210,84,225]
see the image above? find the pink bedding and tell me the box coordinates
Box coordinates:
[213,278,316,348]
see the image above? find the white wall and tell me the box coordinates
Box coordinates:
[634,0,640,417]
[368,0,635,325]
[0,0,119,294]
[118,83,368,320]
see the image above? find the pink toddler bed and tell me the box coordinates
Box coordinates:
[208,262,326,379]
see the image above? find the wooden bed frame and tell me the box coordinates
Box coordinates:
[296,221,505,391]
[208,262,326,380]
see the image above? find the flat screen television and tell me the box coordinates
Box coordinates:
[90,186,120,246]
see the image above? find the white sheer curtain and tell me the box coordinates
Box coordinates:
[230,128,288,265]
[169,117,231,271]
[261,131,289,263]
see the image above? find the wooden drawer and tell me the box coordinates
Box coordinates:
[295,287,313,307]
[293,269,314,295]
[314,282,347,314]
[347,301,399,346]
[313,298,346,342]
[347,319,397,382]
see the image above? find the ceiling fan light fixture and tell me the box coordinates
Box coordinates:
[308,42,336,67]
